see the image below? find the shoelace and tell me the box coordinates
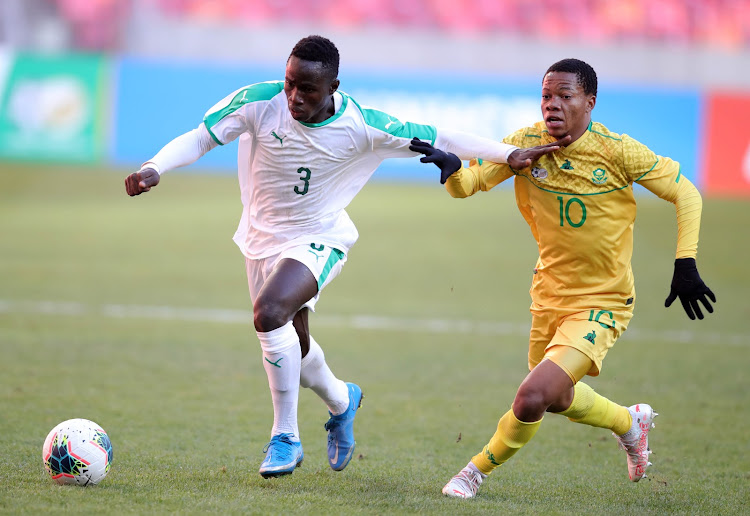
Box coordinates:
[324,419,338,445]
[263,433,296,459]
[452,469,481,495]
[324,396,355,444]
[324,413,346,439]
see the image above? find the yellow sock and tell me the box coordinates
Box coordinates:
[557,382,632,435]
[471,410,542,475]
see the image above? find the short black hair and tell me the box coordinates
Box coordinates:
[289,35,340,79]
[545,59,597,97]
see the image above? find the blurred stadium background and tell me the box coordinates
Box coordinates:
[1,0,749,192]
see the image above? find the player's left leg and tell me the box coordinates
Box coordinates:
[282,243,363,471]
[299,334,363,471]
[546,346,633,435]
[550,346,657,482]
[545,309,657,482]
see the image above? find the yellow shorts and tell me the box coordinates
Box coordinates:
[528,303,634,377]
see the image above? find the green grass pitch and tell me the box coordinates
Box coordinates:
[1,162,748,514]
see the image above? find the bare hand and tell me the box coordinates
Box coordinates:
[507,135,572,169]
[125,168,160,196]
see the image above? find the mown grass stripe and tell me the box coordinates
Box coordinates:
[1,299,745,346]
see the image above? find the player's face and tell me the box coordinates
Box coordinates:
[541,71,596,143]
[284,56,339,124]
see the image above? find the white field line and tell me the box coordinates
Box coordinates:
[0,299,747,346]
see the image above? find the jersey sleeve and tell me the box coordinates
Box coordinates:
[202,81,284,145]
[627,135,703,259]
[444,158,514,197]
[144,123,217,174]
[361,108,438,158]
[621,134,665,183]
[435,128,518,163]
[342,94,437,158]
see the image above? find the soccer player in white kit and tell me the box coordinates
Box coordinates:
[124,35,563,478]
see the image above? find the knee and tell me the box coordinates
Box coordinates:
[513,383,552,421]
[547,388,575,414]
[253,296,290,332]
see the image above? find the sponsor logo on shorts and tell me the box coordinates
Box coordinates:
[308,243,324,262]
[307,250,323,261]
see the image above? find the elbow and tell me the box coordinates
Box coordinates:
[444,169,478,198]
[444,181,468,198]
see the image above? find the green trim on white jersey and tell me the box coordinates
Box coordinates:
[204,81,284,145]
[345,94,437,144]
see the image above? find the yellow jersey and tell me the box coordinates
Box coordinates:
[445,121,702,309]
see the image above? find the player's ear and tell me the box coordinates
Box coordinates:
[587,95,596,113]
[329,79,340,95]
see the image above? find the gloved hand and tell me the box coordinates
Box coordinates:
[409,138,462,184]
[664,258,716,320]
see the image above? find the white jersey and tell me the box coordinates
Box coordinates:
[203,81,438,259]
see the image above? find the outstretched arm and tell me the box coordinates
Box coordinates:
[506,135,571,169]
[435,129,569,170]
[409,136,570,185]
[434,128,518,164]
[124,124,217,196]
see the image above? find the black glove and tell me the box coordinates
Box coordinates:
[664,258,716,320]
[409,138,462,184]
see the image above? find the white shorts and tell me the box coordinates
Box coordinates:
[245,243,347,312]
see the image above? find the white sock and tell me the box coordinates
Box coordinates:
[299,336,349,415]
[257,321,301,440]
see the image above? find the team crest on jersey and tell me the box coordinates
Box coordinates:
[531,167,548,181]
[591,168,607,184]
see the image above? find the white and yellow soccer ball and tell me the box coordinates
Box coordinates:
[43,418,113,486]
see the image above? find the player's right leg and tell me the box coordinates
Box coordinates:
[248,256,318,477]
[443,359,571,498]
[442,462,486,498]
[259,433,304,478]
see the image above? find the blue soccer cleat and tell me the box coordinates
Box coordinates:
[324,382,363,471]
[259,433,304,478]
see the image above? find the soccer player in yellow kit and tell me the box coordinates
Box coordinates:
[410,58,716,498]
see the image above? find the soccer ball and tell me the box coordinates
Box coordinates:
[42,418,113,486]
